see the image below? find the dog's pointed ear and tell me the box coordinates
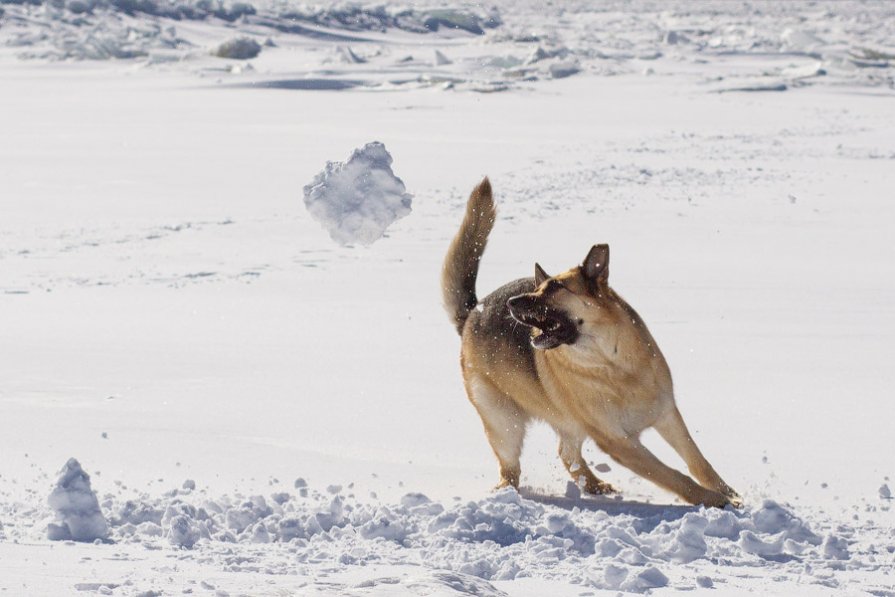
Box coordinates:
[582,244,609,284]
[534,263,549,285]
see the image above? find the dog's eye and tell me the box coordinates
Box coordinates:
[545,280,566,294]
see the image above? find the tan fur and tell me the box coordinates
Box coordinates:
[443,178,740,508]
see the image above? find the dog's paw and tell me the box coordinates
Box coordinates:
[584,479,617,495]
[493,479,519,492]
[693,489,733,509]
[723,490,744,509]
[720,483,744,508]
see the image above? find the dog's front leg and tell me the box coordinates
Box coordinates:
[557,433,615,495]
[597,435,731,508]
[653,406,741,506]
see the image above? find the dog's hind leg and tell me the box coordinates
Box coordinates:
[654,406,741,505]
[557,432,615,495]
[464,375,529,490]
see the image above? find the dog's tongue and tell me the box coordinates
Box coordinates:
[531,330,562,350]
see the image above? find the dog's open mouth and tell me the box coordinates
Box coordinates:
[507,295,578,350]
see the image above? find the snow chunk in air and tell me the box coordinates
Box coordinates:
[303,142,412,246]
[47,458,109,542]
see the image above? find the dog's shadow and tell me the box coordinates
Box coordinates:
[519,487,697,528]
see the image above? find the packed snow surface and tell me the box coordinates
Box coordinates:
[303,141,412,246]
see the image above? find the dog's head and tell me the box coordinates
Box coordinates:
[507,244,612,350]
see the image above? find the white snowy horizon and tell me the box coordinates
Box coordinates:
[1,1,893,595]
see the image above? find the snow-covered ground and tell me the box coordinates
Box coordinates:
[1,1,894,595]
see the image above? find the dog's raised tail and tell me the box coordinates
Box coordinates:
[442,177,497,335]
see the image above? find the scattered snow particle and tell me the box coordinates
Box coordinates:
[879,484,891,499]
[182,479,196,491]
[326,484,343,495]
[294,477,307,489]
[303,142,412,246]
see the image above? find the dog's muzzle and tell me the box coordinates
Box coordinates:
[507,294,578,350]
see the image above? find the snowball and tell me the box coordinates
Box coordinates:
[47,458,109,542]
[879,484,891,499]
[303,142,412,246]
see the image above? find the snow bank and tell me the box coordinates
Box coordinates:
[303,142,412,246]
[46,458,109,542]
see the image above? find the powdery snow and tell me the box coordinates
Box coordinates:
[15,475,889,594]
[303,142,412,246]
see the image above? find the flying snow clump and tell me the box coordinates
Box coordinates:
[303,142,412,246]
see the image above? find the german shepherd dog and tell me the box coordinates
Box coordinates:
[442,178,740,508]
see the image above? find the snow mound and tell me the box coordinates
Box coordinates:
[46,458,109,542]
[303,142,412,246]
